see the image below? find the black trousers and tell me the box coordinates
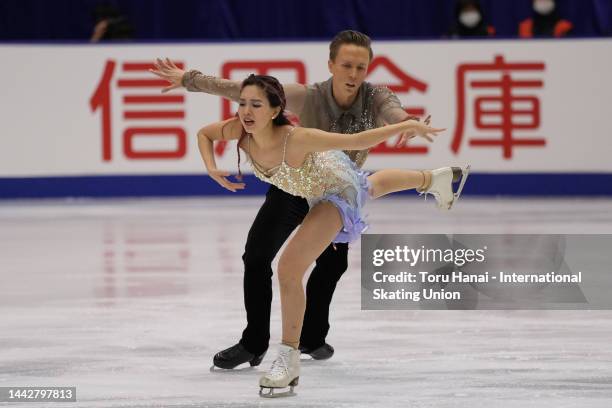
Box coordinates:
[238,185,349,355]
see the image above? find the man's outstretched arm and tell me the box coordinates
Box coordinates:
[150,58,307,114]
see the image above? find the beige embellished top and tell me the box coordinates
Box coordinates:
[246,128,364,204]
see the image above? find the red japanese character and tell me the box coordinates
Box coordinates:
[90,60,188,161]
[453,55,546,159]
[366,56,429,155]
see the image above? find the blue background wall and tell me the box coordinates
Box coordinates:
[1,0,611,41]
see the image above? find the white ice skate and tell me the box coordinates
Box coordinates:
[259,344,300,398]
[420,165,471,210]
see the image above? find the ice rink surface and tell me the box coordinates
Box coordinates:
[1,197,612,407]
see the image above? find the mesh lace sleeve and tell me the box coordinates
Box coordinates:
[372,86,414,124]
[181,70,241,102]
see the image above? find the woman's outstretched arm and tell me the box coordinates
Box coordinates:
[293,120,445,153]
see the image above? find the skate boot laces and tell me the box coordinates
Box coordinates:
[268,348,291,380]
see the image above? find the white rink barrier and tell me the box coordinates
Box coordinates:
[1,39,611,197]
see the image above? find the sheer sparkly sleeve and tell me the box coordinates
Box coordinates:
[372,86,416,124]
[284,83,308,117]
[181,70,241,102]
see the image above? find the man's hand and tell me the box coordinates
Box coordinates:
[149,58,186,93]
[395,115,433,147]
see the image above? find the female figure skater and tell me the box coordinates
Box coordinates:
[198,74,468,397]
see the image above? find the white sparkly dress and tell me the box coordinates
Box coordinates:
[247,128,371,243]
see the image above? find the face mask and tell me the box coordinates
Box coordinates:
[459,11,481,28]
[534,0,555,15]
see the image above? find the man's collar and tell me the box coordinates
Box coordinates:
[324,77,365,120]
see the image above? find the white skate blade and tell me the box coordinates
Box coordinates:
[259,384,297,398]
[210,365,232,373]
[449,164,470,209]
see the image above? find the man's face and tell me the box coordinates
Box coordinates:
[328,44,371,101]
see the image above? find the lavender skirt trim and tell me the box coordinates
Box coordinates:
[323,170,371,244]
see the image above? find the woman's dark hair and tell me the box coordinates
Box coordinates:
[234,74,291,179]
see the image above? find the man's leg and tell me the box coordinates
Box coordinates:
[214,186,308,368]
[299,242,349,358]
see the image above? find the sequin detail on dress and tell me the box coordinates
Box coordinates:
[246,128,371,243]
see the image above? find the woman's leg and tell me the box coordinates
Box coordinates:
[368,169,431,199]
[367,166,470,210]
[276,201,344,348]
[239,186,307,354]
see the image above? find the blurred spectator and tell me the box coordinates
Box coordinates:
[90,4,134,42]
[519,0,573,38]
[447,0,495,38]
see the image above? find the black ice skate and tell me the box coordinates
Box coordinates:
[299,342,334,360]
[210,343,265,370]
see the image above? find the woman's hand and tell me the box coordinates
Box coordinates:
[399,116,445,145]
[208,169,246,192]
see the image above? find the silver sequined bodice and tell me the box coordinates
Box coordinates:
[247,130,361,202]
